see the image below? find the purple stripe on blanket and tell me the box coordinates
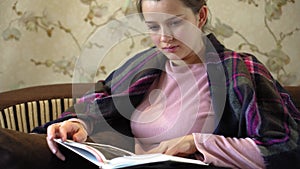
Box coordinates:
[111,51,160,92]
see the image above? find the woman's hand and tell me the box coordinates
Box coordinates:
[146,135,197,157]
[46,119,88,161]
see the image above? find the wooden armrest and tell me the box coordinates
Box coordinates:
[0,83,94,133]
[0,83,94,110]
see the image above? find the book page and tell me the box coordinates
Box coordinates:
[54,139,106,166]
[54,139,135,165]
[108,153,208,168]
[54,139,208,169]
[82,142,135,160]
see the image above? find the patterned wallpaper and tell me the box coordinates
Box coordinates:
[0,0,299,92]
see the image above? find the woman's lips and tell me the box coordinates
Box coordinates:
[162,45,179,53]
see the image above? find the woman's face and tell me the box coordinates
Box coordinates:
[141,0,207,64]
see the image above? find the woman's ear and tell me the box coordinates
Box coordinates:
[197,6,208,29]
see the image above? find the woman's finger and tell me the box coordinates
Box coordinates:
[46,120,88,161]
[54,147,66,161]
[46,123,61,152]
[46,123,59,140]
[146,143,168,154]
[72,126,88,142]
[46,135,57,154]
[46,123,66,160]
[58,121,72,142]
[46,134,66,161]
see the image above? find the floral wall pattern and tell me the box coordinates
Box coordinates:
[0,0,299,92]
[207,0,299,85]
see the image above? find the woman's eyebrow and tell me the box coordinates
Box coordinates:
[144,14,185,24]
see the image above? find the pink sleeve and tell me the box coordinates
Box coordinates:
[192,133,265,169]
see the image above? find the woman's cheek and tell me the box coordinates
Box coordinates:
[173,28,190,46]
[150,34,162,48]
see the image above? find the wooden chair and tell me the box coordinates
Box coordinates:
[0,83,94,133]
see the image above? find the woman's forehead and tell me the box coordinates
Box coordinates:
[143,12,183,24]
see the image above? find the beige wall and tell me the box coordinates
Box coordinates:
[1,0,299,92]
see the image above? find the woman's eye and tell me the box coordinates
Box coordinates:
[169,19,183,27]
[147,25,160,32]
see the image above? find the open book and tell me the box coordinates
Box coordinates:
[54,139,208,169]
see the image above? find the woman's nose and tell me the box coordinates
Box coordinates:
[160,27,174,42]
[160,34,174,42]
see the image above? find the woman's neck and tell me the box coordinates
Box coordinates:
[171,49,205,66]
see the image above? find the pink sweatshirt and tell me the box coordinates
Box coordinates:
[131,61,265,168]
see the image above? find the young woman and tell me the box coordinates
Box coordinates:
[41,0,300,168]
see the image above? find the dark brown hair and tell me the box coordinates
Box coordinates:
[136,0,207,16]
